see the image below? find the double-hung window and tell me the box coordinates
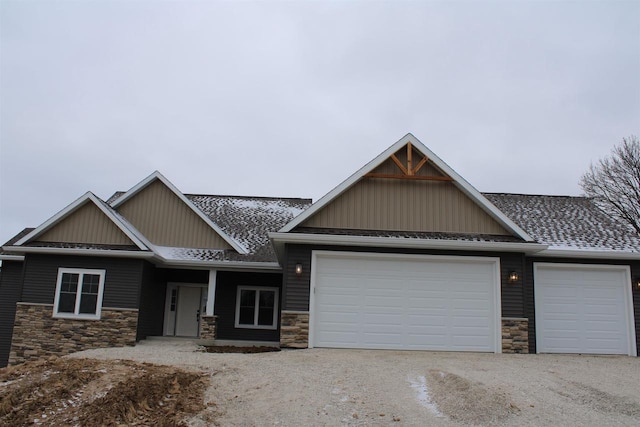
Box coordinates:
[53,268,106,319]
[235,286,278,329]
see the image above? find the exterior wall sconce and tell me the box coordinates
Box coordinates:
[634,277,640,290]
[295,263,303,275]
[508,271,519,283]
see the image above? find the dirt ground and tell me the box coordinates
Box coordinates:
[0,357,207,426]
[3,341,640,426]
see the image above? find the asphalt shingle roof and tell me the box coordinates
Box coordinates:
[484,193,640,252]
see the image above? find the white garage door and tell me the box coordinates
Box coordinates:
[534,263,636,356]
[311,251,501,352]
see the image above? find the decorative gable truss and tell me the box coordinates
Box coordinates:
[365,141,453,182]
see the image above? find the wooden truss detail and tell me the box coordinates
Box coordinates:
[365,142,453,181]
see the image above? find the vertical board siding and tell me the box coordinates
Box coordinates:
[117,180,232,249]
[215,271,282,341]
[39,202,133,245]
[301,178,510,235]
[0,261,24,367]
[22,254,144,309]
[526,258,640,355]
[136,262,166,340]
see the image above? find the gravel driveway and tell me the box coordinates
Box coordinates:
[70,341,640,426]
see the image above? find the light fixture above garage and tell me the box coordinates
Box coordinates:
[508,271,519,283]
[295,263,303,275]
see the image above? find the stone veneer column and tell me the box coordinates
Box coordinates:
[280,310,309,348]
[9,303,138,365]
[199,315,217,340]
[501,318,529,354]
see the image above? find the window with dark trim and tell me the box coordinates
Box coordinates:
[235,286,278,330]
[53,268,106,319]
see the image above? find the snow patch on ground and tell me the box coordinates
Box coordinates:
[409,375,443,417]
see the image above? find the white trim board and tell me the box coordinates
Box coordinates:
[279,133,533,242]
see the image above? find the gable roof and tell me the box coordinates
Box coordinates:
[14,192,150,250]
[110,171,248,254]
[484,193,640,255]
[279,133,533,241]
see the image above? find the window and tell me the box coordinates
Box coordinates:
[53,268,106,319]
[235,286,278,329]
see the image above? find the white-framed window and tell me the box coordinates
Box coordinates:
[53,268,106,319]
[235,286,278,330]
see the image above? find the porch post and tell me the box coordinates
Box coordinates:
[206,269,217,316]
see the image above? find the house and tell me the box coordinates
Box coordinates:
[1,133,639,367]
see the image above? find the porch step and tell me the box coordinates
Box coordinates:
[140,336,279,348]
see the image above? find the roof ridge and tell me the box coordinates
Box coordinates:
[483,192,588,199]
[186,193,312,203]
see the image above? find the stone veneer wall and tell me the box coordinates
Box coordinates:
[199,315,217,340]
[280,310,309,348]
[9,303,138,365]
[501,318,529,354]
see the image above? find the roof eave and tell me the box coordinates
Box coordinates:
[0,254,25,261]
[269,231,547,255]
[2,246,155,259]
[156,259,282,271]
[536,248,640,260]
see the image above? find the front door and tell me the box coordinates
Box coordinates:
[175,286,201,337]
[164,284,205,337]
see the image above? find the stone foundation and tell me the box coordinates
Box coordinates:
[9,303,138,365]
[199,315,217,340]
[502,318,529,354]
[280,310,309,348]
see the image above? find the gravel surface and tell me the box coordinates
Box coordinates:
[69,341,640,426]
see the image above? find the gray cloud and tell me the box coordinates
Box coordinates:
[1,1,639,244]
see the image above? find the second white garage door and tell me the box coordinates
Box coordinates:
[310,251,501,352]
[534,263,636,356]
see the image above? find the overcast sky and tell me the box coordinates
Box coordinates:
[1,0,639,245]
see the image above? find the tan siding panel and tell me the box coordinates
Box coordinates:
[302,178,510,235]
[39,202,134,245]
[117,180,232,249]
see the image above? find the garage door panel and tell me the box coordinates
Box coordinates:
[312,253,499,352]
[535,264,635,355]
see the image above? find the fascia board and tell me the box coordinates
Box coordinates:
[535,249,640,260]
[279,134,533,241]
[157,259,282,271]
[14,192,148,250]
[112,171,249,254]
[0,254,25,261]
[269,232,547,254]
[2,245,155,258]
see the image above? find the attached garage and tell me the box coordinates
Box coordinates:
[310,251,501,352]
[534,263,637,356]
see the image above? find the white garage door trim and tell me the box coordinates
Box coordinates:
[534,263,637,356]
[309,250,502,352]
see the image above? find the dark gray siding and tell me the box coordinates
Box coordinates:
[283,244,524,315]
[0,261,24,367]
[500,253,525,318]
[525,258,640,355]
[215,271,282,342]
[136,262,166,340]
[22,254,144,309]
